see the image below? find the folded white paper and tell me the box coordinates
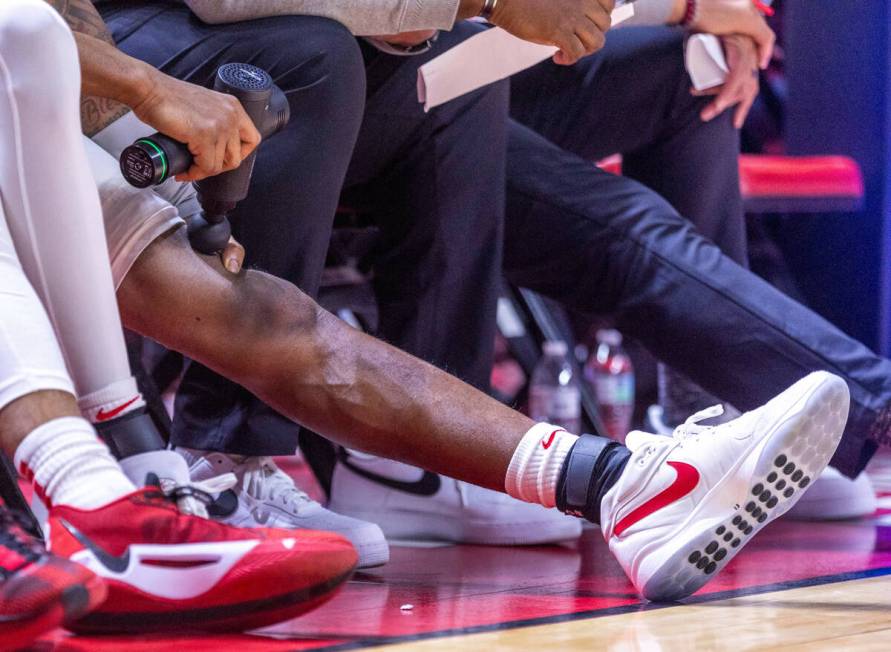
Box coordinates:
[417,3,635,112]
[685,34,729,91]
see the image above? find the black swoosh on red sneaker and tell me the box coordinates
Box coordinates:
[59,519,130,574]
[337,448,441,496]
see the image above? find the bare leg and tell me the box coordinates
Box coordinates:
[119,229,530,491]
[0,392,79,459]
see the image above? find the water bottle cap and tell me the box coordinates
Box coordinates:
[543,340,569,356]
[596,329,623,347]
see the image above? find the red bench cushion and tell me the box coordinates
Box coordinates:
[739,155,864,199]
[596,154,864,212]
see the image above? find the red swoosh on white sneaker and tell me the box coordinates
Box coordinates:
[613,461,700,537]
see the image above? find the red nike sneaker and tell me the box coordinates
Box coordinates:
[601,372,849,601]
[1,507,106,648]
[46,485,357,633]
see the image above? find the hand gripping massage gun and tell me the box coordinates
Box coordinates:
[100,64,289,462]
[119,63,290,255]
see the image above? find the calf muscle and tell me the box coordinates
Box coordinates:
[119,230,529,490]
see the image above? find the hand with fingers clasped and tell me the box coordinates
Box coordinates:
[687,0,775,70]
[694,33,760,129]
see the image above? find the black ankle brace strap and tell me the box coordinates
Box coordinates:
[556,435,612,518]
[94,408,166,459]
[556,435,630,525]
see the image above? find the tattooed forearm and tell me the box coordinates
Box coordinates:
[44,0,116,44]
[80,94,131,137]
[44,1,134,135]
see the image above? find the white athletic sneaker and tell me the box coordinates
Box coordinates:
[118,449,235,517]
[181,450,390,568]
[328,451,582,545]
[601,372,849,601]
[785,467,877,520]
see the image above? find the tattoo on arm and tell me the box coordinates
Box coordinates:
[80,93,132,137]
[44,1,131,135]
[44,0,115,44]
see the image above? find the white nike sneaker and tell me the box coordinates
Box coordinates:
[602,372,849,601]
[118,449,235,517]
[181,450,389,568]
[328,451,582,545]
[785,467,877,520]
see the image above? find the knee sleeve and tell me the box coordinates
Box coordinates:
[0,203,73,411]
[0,1,80,124]
[0,0,134,399]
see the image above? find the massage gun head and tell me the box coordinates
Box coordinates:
[215,63,290,136]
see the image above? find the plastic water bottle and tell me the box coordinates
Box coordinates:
[529,340,582,433]
[586,329,635,443]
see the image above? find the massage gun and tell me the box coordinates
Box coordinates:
[119,63,290,254]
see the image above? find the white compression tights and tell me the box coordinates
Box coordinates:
[0,0,139,415]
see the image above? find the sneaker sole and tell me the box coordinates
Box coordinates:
[354,536,390,568]
[334,507,582,546]
[69,568,353,633]
[641,373,849,602]
[232,523,388,569]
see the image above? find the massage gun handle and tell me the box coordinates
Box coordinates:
[118,64,290,190]
[118,86,288,190]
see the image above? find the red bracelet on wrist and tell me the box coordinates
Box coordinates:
[680,0,698,27]
[752,0,775,17]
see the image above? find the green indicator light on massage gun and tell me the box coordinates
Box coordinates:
[118,63,290,254]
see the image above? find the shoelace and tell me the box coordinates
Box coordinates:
[152,473,238,519]
[671,404,726,442]
[0,509,42,578]
[241,457,314,515]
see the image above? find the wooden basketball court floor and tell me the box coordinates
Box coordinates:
[27,465,891,651]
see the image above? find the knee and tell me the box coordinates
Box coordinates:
[232,270,321,342]
[263,16,365,123]
[314,18,366,99]
[0,1,79,117]
[226,270,332,384]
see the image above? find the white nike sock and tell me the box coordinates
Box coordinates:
[505,423,579,508]
[78,377,146,424]
[14,417,135,510]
